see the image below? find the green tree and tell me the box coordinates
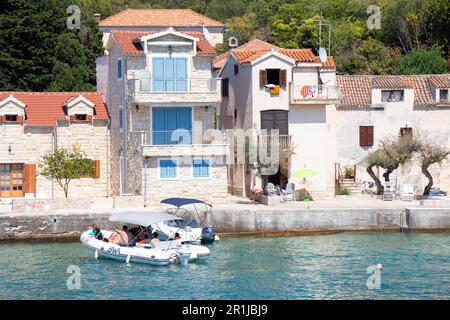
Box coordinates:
[39,145,94,198]
[418,140,450,196]
[399,47,448,74]
[0,0,101,91]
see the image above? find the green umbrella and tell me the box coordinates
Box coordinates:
[292,168,318,178]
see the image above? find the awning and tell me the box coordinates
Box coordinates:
[109,211,183,226]
[160,197,212,208]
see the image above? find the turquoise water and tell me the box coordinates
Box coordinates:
[0,232,449,299]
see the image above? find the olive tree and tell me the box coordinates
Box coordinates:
[366,135,421,195]
[418,142,449,196]
[39,145,94,198]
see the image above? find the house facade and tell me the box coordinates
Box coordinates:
[0,92,110,199]
[217,39,338,198]
[217,39,450,198]
[96,9,228,205]
[332,75,450,195]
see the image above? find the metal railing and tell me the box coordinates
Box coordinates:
[130,77,219,94]
[290,84,340,102]
[258,134,293,149]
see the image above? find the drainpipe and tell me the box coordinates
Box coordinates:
[124,57,129,194]
[51,120,58,198]
[143,157,147,207]
[105,118,111,197]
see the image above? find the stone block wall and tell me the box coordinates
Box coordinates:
[142,156,228,205]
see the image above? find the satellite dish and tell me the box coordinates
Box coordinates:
[318,47,328,63]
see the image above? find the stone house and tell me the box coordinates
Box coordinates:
[0,92,110,199]
[96,9,228,205]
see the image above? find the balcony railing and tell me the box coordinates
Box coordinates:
[290,84,340,103]
[151,130,193,145]
[258,134,293,149]
[131,78,219,94]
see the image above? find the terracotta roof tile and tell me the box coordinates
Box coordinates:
[112,30,216,55]
[212,52,229,69]
[99,9,224,27]
[337,75,450,108]
[336,76,372,108]
[428,75,450,89]
[0,92,108,126]
[372,76,413,89]
[228,39,335,68]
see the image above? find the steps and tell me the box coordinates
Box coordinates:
[341,179,361,194]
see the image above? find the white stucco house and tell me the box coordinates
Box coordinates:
[216,39,338,198]
[332,74,450,196]
[96,9,228,205]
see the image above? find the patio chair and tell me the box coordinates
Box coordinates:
[401,184,414,202]
[281,183,295,202]
[382,182,394,201]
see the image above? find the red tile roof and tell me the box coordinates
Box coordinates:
[337,75,450,108]
[428,75,450,88]
[212,52,229,69]
[0,92,108,126]
[111,30,216,55]
[224,39,335,69]
[99,9,224,27]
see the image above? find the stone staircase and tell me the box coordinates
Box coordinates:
[341,179,361,195]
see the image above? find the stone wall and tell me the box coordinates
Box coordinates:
[142,155,228,205]
[0,122,110,199]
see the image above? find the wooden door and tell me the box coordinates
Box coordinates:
[0,163,24,198]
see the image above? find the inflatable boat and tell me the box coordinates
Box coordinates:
[80,211,210,266]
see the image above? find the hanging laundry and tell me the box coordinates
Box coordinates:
[301,85,310,98]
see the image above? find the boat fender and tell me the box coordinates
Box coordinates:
[126,255,131,264]
[94,249,98,259]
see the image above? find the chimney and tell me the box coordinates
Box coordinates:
[94,13,101,24]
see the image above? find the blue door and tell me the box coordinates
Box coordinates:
[152,107,192,145]
[152,57,187,92]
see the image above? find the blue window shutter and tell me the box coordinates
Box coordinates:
[177,107,192,144]
[193,159,210,177]
[160,160,177,178]
[165,58,175,92]
[152,108,166,144]
[152,58,165,91]
[175,58,187,92]
[202,160,210,177]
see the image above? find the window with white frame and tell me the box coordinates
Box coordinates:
[118,106,124,132]
[117,58,123,80]
[381,90,404,102]
[439,89,448,101]
[192,158,211,178]
[159,159,178,179]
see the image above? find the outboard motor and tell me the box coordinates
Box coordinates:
[201,226,216,244]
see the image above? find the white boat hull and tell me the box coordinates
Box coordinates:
[80,230,210,266]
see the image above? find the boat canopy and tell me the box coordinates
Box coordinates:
[109,211,183,226]
[160,198,212,208]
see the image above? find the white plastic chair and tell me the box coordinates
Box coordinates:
[401,184,414,201]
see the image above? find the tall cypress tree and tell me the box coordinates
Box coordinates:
[0,0,102,91]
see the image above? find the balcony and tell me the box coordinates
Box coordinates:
[290,84,340,104]
[133,130,228,158]
[127,76,221,105]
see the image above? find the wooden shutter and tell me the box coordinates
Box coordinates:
[23,164,36,195]
[221,78,229,97]
[259,70,267,88]
[0,115,5,124]
[279,69,287,88]
[70,115,76,122]
[360,126,374,147]
[87,115,93,123]
[93,160,100,178]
